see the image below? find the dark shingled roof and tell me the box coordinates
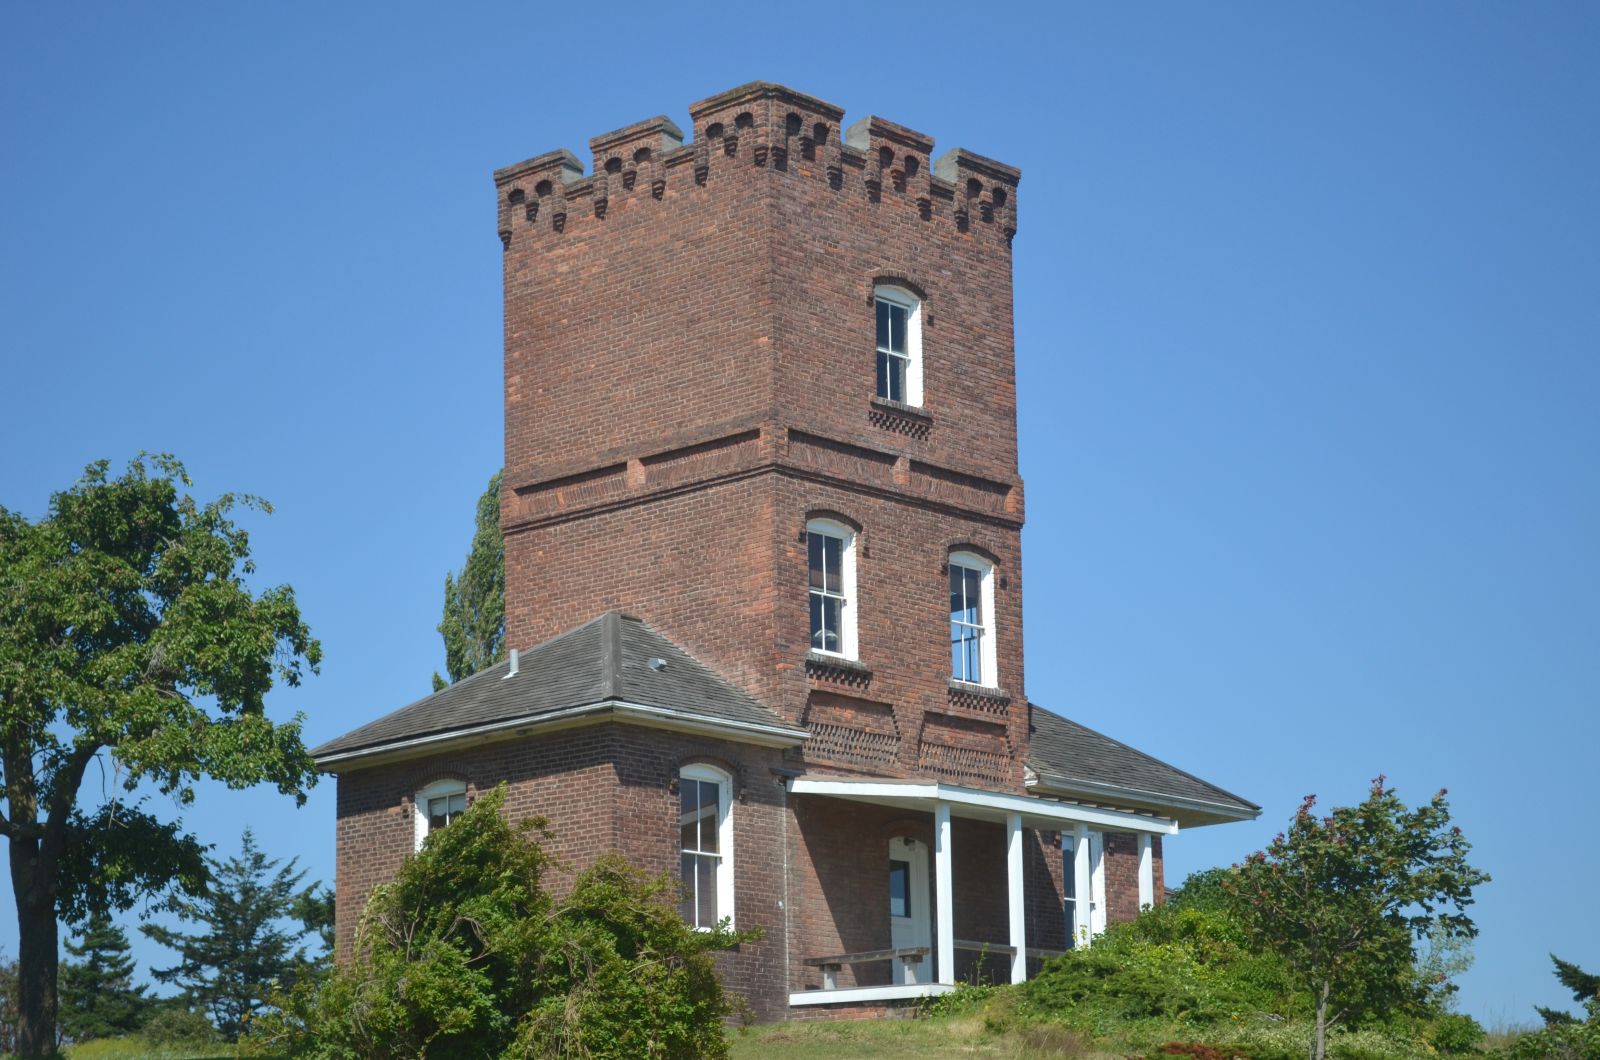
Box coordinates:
[312,613,803,764]
[1027,705,1259,827]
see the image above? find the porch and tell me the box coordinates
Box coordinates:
[786,777,1174,1008]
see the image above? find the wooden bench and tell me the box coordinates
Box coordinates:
[802,946,930,990]
[954,939,1069,961]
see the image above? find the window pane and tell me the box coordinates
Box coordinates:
[820,597,840,653]
[823,536,842,593]
[876,299,890,350]
[964,568,982,622]
[428,797,449,833]
[698,782,719,854]
[696,854,717,926]
[889,859,910,918]
[681,780,700,851]
[680,853,696,922]
[810,593,825,650]
[448,793,466,817]
[808,533,825,590]
[877,351,891,399]
[889,304,906,353]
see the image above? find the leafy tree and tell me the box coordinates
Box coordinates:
[1225,777,1489,1060]
[250,784,751,1059]
[143,828,323,1041]
[432,470,505,691]
[0,454,320,1056]
[1536,954,1600,1027]
[59,911,149,1041]
[0,950,20,1054]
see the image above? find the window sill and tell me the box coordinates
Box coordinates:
[805,653,874,688]
[868,398,932,439]
[947,681,1011,716]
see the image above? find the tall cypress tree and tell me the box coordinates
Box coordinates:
[59,912,148,1041]
[141,829,319,1041]
[432,469,505,690]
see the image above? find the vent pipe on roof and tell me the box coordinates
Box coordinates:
[503,648,519,679]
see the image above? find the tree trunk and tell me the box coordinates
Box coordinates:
[10,836,59,1057]
[1312,981,1330,1060]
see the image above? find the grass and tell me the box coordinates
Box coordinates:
[63,1038,231,1060]
[728,1012,1093,1060]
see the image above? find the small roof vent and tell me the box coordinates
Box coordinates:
[647,657,668,673]
[502,648,520,679]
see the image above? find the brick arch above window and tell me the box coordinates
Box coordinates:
[865,272,930,306]
[942,541,1003,569]
[800,508,863,538]
[404,768,472,801]
[675,755,745,800]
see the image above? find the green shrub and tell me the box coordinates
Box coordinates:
[142,1004,220,1048]
[1426,1012,1485,1054]
[1021,900,1300,1032]
[248,785,752,1059]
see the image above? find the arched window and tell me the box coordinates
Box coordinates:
[807,518,858,660]
[678,764,734,930]
[414,779,467,851]
[874,285,923,407]
[949,551,997,687]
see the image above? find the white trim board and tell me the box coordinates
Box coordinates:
[789,777,1178,835]
[789,983,957,1007]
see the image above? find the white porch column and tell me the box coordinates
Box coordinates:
[1072,823,1092,948]
[934,801,955,985]
[1006,812,1026,984]
[1138,833,1154,910]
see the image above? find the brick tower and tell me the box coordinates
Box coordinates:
[495,82,1028,787]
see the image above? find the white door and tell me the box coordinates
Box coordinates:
[888,837,931,985]
[1063,831,1108,945]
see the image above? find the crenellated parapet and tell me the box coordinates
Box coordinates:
[492,81,1021,247]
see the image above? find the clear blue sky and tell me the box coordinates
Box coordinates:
[3,1,1595,1025]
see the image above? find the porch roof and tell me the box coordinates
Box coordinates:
[1026,705,1260,827]
[789,776,1179,835]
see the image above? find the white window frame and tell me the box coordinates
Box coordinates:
[948,551,997,687]
[413,779,467,852]
[678,764,735,930]
[806,518,858,660]
[874,286,923,408]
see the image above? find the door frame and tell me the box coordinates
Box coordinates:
[888,836,931,984]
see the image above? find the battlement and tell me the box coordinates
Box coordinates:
[493,81,1020,246]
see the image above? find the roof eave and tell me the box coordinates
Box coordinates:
[314,698,808,773]
[1026,770,1261,828]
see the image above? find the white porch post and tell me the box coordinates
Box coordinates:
[1072,823,1092,948]
[1138,833,1154,910]
[1006,812,1026,984]
[934,801,955,985]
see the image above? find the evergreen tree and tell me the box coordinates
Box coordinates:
[59,912,148,1041]
[141,829,321,1041]
[1535,954,1600,1027]
[433,469,505,690]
